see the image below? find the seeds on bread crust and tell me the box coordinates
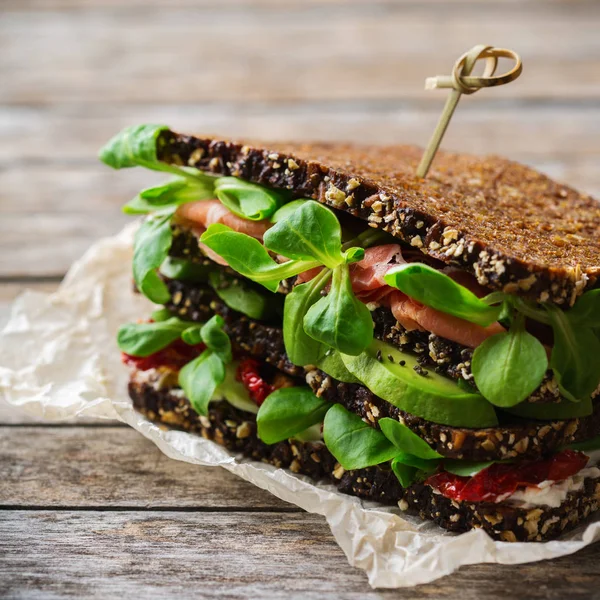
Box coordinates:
[166,239,570,405]
[160,279,600,462]
[158,132,600,306]
[129,374,600,543]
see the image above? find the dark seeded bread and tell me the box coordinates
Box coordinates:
[170,224,296,294]
[128,373,600,542]
[129,376,336,481]
[309,370,600,463]
[157,131,600,305]
[404,478,600,543]
[162,277,600,462]
[164,257,562,404]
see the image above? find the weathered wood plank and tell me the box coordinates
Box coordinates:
[3,104,599,165]
[0,511,377,599]
[1,2,599,104]
[1,510,600,598]
[0,426,292,509]
[0,163,168,213]
[6,0,593,8]
[0,213,129,278]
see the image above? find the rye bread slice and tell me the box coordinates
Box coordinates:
[128,373,600,543]
[164,249,563,405]
[157,131,600,306]
[161,278,600,462]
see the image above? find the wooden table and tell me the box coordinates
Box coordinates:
[1,1,600,597]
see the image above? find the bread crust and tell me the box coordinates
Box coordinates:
[158,131,600,305]
[161,277,600,462]
[128,373,600,542]
[164,245,563,405]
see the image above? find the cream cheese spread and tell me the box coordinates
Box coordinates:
[506,449,600,508]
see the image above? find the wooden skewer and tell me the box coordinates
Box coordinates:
[416,45,523,179]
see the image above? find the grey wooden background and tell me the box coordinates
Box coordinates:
[1,0,600,597]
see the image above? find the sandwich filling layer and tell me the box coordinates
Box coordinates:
[100,124,600,541]
[126,352,600,544]
[125,348,599,511]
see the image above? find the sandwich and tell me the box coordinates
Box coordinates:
[100,124,600,542]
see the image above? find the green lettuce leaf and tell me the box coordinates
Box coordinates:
[117,317,190,357]
[323,404,398,470]
[379,418,443,459]
[214,177,288,221]
[263,201,345,269]
[303,264,373,356]
[132,209,175,303]
[200,224,319,292]
[256,387,331,445]
[384,263,502,327]
[472,317,548,407]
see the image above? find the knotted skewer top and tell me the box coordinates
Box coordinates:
[416,45,523,178]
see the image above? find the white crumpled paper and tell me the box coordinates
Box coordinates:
[1,225,599,588]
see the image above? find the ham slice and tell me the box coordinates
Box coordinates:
[296,265,324,285]
[344,245,504,347]
[175,202,503,348]
[176,200,272,266]
[389,291,505,348]
[176,200,271,240]
[293,242,503,348]
[296,244,404,293]
[349,244,405,294]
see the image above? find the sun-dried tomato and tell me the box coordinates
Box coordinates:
[122,339,205,372]
[236,358,274,406]
[426,450,589,503]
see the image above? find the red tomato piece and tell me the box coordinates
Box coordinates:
[236,358,274,406]
[426,450,589,503]
[122,339,205,372]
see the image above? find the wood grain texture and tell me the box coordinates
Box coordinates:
[0,426,292,509]
[3,104,600,165]
[0,511,382,599]
[1,105,599,276]
[1,510,600,600]
[1,0,600,594]
[2,1,600,104]
[7,0,595,7]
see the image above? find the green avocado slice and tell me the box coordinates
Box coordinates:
[159,257,212,282]
[316,350,361,384]
[340,340,499,428]
[213,363,259,414]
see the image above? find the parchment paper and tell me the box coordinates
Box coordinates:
[1,224,599,588]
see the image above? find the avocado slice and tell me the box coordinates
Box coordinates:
[214,363,258,414]
[160,257,212,282]
[316,350,361,384]
[340,340,499,428]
